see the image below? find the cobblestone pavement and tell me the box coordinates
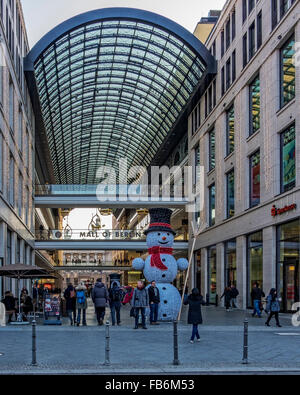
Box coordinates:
[0,301,299,374]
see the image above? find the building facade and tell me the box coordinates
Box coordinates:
[189,0,299,312]
[0,0,36,296]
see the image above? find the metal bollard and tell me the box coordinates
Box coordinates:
[173,320,180,366]
[242,318,248,364]
[31,319,37,366]
[104,320,111,366]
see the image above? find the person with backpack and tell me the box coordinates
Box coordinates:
[64,284,77,325]
[75,283,87,326]
[265,288,282,327]
[109,282,124,326]
[91,278,109,326]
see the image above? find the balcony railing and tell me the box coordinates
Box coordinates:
[35,229,188,242]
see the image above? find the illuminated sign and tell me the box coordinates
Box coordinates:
[271,204,297,217]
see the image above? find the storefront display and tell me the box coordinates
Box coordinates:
[277,218,300,312]
[247,231,263,307]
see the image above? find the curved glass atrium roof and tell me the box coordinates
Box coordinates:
[26,8,215,184]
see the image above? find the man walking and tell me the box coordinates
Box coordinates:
[91,278,109,326]
[109,282,123,326]
[251,282,265,318]
[148,280,160,325]
[230,284,239,308]
[131,280,149,329]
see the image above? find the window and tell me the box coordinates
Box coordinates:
[221,66,225,96]
[272,0,278,30]
[248,0,255,14]
[209,184,216,226]
[243,0,247,22]
[193,144,200,186]
[192,102,201,135]
[232,10,236,40]
[257,12,262,49]
[9,155,14,206]
[221,30,225,57]
[249,22,255,60]
[249,76,260,135]
[232,50,236,82]
[208,85,213,114]
[247,231,263,307]
[280,124,295,193]
[226,19,231,50]
[0,133,2,192]
[249,150,260,207]
[207,246,217,303]
[213,80,216,108]
[18,172,23,218]
[280,35,295,108]
[226,58,231,90]
[18,107,23,153]
[226,105,235,155]
[243,33,248,68]
[209,129,215,171]
[0,47,3,105]
[226,169,235,218]
[9,79,14,132]
[25,187,29,225]
[7,230,12,265]
[225,240,237,287]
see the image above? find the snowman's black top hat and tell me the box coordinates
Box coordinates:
[144,208,176,235]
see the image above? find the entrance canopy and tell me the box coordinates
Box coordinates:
[25,8,216,184]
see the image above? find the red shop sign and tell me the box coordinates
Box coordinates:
[271,204,297,217]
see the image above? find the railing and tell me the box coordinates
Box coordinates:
[35,184,186,199]
[52,261,133,268]
[35,229,188,242]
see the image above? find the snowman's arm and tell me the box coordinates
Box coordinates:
[177,258,189,271]
[132,257,145,271]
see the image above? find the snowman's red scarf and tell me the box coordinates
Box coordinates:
[148,247,173,271]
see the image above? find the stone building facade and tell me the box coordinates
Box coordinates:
[189,0,300,312]
[0,0,35,296]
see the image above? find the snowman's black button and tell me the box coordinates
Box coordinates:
[162,259,166,262]
[164,300,167,304]
[162,274,166,278]
[163,314,167,317]
[162,287,166,290]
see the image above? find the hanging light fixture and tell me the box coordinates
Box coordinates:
[88,211,102,230]
[136,209,148,216]
[64,215,72,239]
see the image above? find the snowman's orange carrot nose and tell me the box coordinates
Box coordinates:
[162,236,166,240]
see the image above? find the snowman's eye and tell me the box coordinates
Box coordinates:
[158,233,161,236]
[167,233,170,236]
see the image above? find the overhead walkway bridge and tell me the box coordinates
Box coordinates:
[35,185,190,208]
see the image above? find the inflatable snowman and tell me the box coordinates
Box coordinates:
[132,208,188,321]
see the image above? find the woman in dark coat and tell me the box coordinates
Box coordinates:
[221,287,232,311]
[184,288,206,343]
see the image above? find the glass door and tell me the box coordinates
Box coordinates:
[283,259,299,312]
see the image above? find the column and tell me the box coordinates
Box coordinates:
[263,226,276,294]
[236,235,247,309]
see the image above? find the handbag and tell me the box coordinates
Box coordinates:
[130,307,136,318]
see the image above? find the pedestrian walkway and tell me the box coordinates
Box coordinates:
[0,301,299,374]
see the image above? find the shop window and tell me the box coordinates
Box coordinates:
[225,240,237,287]
[280,124,295,193]
[249,150,260,207]
[280,35,295,108]
[226,169,235,218]
[277,219,300,312]
[247,231,263,307]
[226,105,235,156]
[249,75,260,135]
[207,245,217,303]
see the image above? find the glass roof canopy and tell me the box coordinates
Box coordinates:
[25,8,216,184]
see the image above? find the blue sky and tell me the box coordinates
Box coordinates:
[21,0,226,48]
